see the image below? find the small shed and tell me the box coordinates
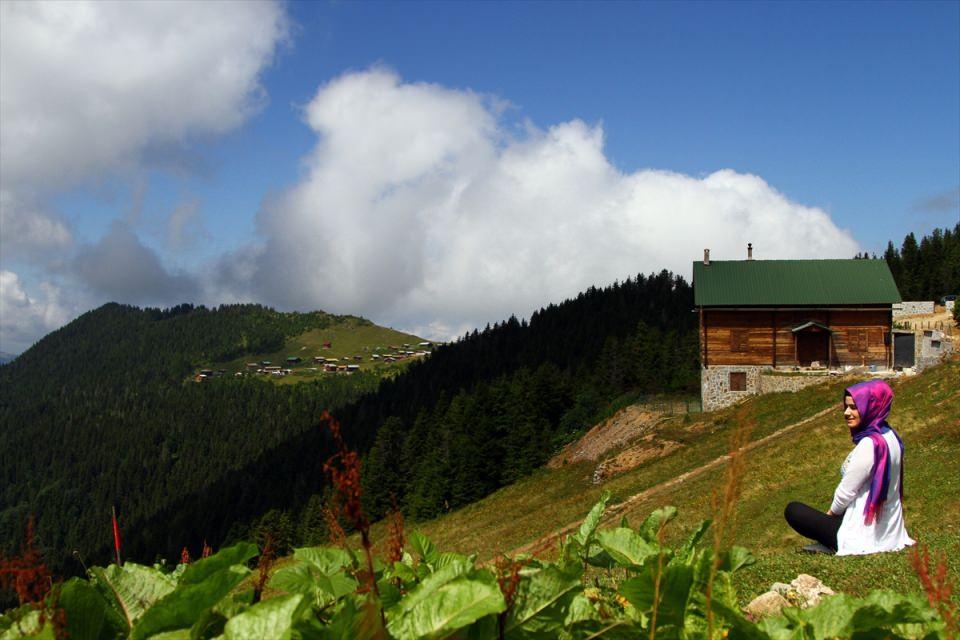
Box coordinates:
[693,248,901,410]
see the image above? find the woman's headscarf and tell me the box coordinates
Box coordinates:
[844,379,904,525]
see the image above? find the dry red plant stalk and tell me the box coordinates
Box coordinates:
[323,503,348,548]
[705,412,754,640]
[201,540,213,559]
[180,547,191,565]
[909,544,958,637]
[320,411,384,624]
[495,556,523,640]
[648,520,669,640]
[0,517,53,606]
[322,412,367,532]
[386,504,405,564]
[254,534,275,603]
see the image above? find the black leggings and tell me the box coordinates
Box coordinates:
[784,502,841,551]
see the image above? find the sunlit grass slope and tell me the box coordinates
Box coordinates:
[218,318,428,383]
[365,358,959,605]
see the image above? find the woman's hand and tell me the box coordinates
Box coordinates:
[826,509,835,517]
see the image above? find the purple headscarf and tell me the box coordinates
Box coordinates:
[845,379,904,525]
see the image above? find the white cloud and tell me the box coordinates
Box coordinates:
[0,189,73,261]
[0,0,288,351]
[0,270,72,354]
[230,68,860,340]
[0,0,288,194]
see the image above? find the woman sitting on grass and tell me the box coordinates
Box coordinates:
[784,379,915,555]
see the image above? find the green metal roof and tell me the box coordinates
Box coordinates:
[693,259,901,306]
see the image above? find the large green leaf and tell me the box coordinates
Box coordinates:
[791,594,855,640]
[596,527,660,569]
[717,546,755,573]
[387,561,418,585]
[574,490,611,546]
[179,543,258,585]
[650,560,695,631]
[59,577,127,640]
[310,594,386,640]
[90,563,177,629]
[678,519,711,559]
[129,565,249,640]
[707,596,772,640]
[223,594,304,640]
[293,547,354,576]
[638,506,678,544]
[618,556,695,634]
[407,531,440,568]
[386,562,473,616]
[0,609,43,640]
[386,569,506,640]
[434,551,474,572]
[504,564,582,635]
[268,563,358,607]
[851,590,938,630]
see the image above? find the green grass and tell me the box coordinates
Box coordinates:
[217,318,429,383]
[360,358,960,606]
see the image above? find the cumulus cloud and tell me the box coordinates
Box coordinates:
[0,0,288,351]
[0,0,288,194]
[227,68,859,339]
[0,190,73,262]
[74,223,200,306]
[0,270,72,354]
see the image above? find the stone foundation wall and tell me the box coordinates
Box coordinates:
[701,365,764,412]
[893,301,935,317]
[702,366,836,411]
[758,372,831,394]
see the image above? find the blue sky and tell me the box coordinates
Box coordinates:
[1,0,958,353]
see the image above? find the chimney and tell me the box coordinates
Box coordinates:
[703,248,710,265]
[747,243,753,261]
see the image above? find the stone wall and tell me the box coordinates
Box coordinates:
[916,329,954,372]
[701,365,764,412]
[702,366,836,411]
[893,301,935,317]
[758,372,832,394]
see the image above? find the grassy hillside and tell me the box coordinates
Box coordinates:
[362,357,960,605]
[216,318,429,383]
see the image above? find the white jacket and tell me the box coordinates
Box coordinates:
[830,429,915,556]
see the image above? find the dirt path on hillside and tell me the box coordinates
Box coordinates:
[509,405,835,558]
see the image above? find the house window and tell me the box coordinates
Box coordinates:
[847,328,868,353]
[730,329,749,352]
[931,340,941,350]
[730,372,747,391]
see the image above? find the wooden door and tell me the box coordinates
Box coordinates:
[797,332,829,366]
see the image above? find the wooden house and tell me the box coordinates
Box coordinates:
[693,248,901,410]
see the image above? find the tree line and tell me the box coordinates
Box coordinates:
[868,223,960,301]
[1,272,698,582]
